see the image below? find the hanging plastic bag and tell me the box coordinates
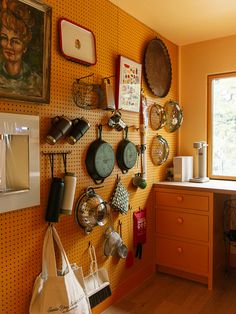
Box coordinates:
[29,224,91,314]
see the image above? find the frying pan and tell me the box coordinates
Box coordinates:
[86,125,115,184]
[116,127,137,174]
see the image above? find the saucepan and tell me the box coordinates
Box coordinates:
[104,220,128,259]
[117,221,128,259]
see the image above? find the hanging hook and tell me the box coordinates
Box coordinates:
[48,153,54,179]
[62,152,67,174]
[76,73,94,83]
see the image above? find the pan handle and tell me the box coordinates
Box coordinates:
[93,178,105,185]
[121,169,128,174]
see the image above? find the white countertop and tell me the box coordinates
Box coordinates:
[154,180,236,195]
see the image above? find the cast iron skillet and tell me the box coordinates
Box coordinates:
[116,127,137,174]
[86,125,115,184]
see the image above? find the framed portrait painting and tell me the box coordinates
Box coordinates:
[0,0,51,103]
[116,55,142,113]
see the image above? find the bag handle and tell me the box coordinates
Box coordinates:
[42,225,57,278]
[51,225,71,272]
[42,225,71,278]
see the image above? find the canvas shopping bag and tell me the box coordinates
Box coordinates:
[29,224,91,314]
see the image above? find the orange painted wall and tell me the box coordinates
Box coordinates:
[179,35,236,156]
[0,1,178,313]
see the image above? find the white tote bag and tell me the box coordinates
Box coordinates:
[29,225,91,314]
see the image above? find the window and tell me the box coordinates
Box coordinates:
[208,72,236,179]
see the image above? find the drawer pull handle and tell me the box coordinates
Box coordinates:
[176,196,183,202]
[177,217,184,224]
[177,247,183,254]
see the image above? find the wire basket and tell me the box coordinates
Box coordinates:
[72,74,101,110]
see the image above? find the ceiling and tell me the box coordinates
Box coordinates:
[109,0,236,45]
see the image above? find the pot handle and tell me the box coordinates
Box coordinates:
[124,126,128,139]
[93,178,105,185]
[98,124,103,140]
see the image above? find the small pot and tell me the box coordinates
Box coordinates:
[104,226,122,256]
[117,221,128,259]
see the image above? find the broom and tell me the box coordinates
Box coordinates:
[84,244,112,308]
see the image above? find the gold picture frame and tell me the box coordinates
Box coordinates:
[0,0,51,104]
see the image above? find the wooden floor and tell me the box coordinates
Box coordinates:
[102,271,236,314]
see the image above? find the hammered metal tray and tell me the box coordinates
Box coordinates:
[144,38,172,97]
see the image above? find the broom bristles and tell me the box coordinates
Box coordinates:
[89,284,112,308]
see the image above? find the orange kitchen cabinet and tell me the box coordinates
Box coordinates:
[155,187,214,289]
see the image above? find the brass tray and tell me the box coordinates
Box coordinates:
[144,38,172,97]
[149,103,166,130]
[151,135,169,166]
[164,100,183,133]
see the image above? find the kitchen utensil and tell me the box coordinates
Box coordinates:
[164,100,183,133]
[60,153,77,216]
[104,226,122,257]
[117,221,128,259]
[46,116,73,145]
[126,209,134,268]
[45,154,64,222]
[100,77,116,110]
[86,125,115,184]
[116,127,137,173]
[67,117,90,144]
[108,110,126,131]
[133,93,148,189]
[132,173,147,189]
[72,74,101,110]
[74,187,108,234]
[84,243,111,308]
[150,135,169,166]
[110,176,129,214]
[190,141,209,183]
[149,103,166,130]
[144,38,172,97]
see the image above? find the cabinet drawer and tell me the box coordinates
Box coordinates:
[156,210,208,242]
[156,237,208,275]
[157,191,209,211]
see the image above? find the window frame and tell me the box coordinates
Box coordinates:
[207,71,236,180]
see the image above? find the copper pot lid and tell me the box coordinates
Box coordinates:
[144,38,172,97]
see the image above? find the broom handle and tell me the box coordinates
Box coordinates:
[89,244,99,274]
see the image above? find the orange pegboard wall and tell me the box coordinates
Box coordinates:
[0,0,178,313]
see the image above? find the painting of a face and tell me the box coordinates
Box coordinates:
[0,26,26,63]
[0,0,51,103]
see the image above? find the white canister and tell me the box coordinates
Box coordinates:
[60,172,77,215]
